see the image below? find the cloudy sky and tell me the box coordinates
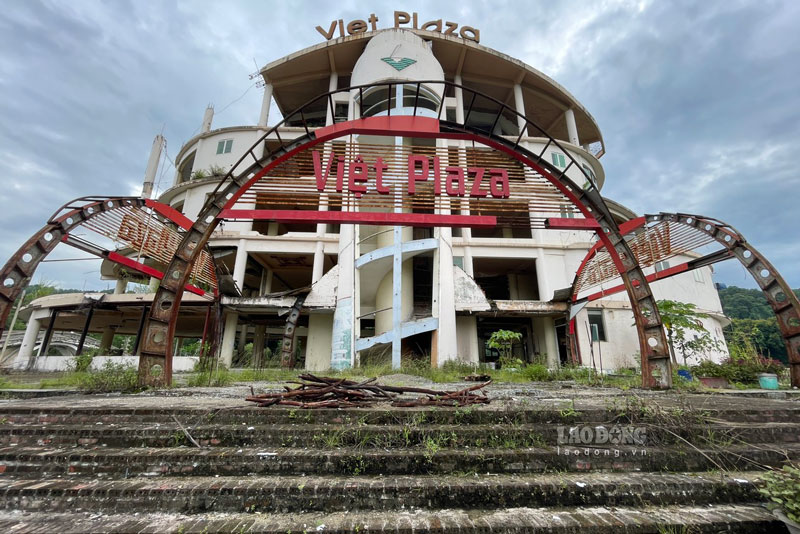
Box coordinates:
[1,0,798,291]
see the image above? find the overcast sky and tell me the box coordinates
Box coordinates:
[1,0,798,291]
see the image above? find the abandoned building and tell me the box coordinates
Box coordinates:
[8,25,731,374]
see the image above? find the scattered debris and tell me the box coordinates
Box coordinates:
[463,374,491,382]
[244,374,491,409]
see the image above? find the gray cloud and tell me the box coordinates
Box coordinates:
[0,0,798,289]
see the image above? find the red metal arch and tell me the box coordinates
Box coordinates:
[569,212,800,386]
[0,196,215,344]
[137,81,670,388]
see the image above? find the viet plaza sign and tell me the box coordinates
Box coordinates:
[312,151,509,199]
[316,11,480,43]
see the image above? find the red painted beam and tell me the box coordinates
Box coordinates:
[582,262,690,302]
[107,252,206,296]
[545,217,602,230]
[315,115,440,139]
[217,209,497,228]
[145,199,194,231]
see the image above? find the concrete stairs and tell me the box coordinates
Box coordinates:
[0,399,796,532]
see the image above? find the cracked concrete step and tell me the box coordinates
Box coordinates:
[0,503,783,533]
[0,471,766,514]
[0,443,796,478]
[4,405,800,426]
[0,421,796,449]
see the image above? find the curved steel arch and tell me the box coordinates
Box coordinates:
[0,196,147,336]
[569,212,800,387]
[138,80,670,388]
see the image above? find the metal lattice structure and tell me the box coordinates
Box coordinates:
[136,80,671,388]
[0,196,217,342]
[569,212,800,387]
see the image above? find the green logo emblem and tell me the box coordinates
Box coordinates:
[381,57,416,71]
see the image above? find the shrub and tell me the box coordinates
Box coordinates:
[521,364,551,382]
[691,360,726,378]
[73,349,98,372]
[75,361,141,393]
[759,463,800,523]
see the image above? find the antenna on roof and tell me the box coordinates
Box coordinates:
[249,58,266,88]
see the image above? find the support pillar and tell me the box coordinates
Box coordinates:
[132,306,148,356]
[114,278,127,294]
[220,312,238,368]
[330,221,355,370]
[542,316,559,369]
[16,316,41,370]
[99,327,115,355]
[434,228,458,366]
[258,84,274,127]
[565,108,580,146]
[513,83,526,133]
[76,307,94,356]
[324,72,338,126]
[38,310,58,357]
[232,239,248,293]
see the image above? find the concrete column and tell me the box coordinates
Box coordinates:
[258,84,274,127]
[232,239,248,293]
[312,195,329,284]
[535,249,552,302]
[220,312,238,368]
[454,75,465,123]
[237,324,248,362]
[434,226,458,366]
[148,277,160,293]
[306,314,334,371]
[541,316,560,369]
[99,328,115,355]
[324,73,339,126]
[201,105,214,133]
[252,325,266,368]
[565,108,580,146]
[141,135,164,199]
[513,84,526,133]
[114,278,127,294]
[330,215,355,369]
[16,317,41,370]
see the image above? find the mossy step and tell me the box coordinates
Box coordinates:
[0,471,767,513]
[0,503,780,533]
[0,421,796,449]
[1,443,797,478]
[4,404,800,425]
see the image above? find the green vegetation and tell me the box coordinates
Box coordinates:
[717,285,800,364]
[487,329,523,368]
[759,463,800,523]
[657,300,722,366]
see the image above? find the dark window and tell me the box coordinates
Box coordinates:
[587,310,606,341]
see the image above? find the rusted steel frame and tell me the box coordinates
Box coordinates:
[137,81,667,388]
[0,197,145,340]
[280,294,307,368]
[646,213,800,387]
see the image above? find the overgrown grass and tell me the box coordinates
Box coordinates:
[37,361,142,393]
[180,359,647,388]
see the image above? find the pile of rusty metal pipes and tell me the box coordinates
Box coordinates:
[244,374,491,409]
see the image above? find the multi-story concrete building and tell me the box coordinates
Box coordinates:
[11,23,729,373]
[155,26,728,371]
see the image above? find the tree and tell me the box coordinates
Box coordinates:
[488,329,522,368]
[657,300,722,366]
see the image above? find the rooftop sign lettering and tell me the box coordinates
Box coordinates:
[315,11,480,43]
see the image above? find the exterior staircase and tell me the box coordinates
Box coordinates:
[0,390,796,532]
